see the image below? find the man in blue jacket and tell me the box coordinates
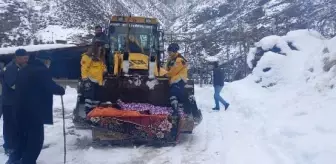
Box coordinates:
[7,54,65,164]
[1,49,29,155]
[212,62,230,111]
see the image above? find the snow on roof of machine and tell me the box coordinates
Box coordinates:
[0,44,78,55]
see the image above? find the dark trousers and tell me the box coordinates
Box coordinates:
[82,80,100,115]
[9,123,44,164]
[169,80,187,141]
[214,85,228,108]
[2,105,16,151]
[169,80,188,115]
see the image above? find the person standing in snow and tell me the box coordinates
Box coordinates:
[165,43,193,138]
[212,62,229,111]
[80,40,107,115]
[1,49,29,156]
[7,54,65,164]
[165,43,189,115]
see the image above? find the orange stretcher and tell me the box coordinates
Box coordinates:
[87,107,168,118]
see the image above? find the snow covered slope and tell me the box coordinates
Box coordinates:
[171,0,336,58]
[0,0,177,46]
[1,0,336,52]
[1,30,335,164]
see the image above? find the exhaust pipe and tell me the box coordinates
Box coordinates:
[149,56,156,79]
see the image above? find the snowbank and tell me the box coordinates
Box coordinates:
[225,29,336,164]
[0,44,77,55]
[246,29,335,90]
[247,29,325,69]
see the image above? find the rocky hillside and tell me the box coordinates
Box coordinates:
[0,0,179,46]
[171,0,336,59]
[1,0,335,61]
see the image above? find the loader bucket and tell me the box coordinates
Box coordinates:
[72,76,202,144]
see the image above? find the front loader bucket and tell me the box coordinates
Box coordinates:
[73,76,203,145]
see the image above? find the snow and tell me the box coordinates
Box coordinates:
[247,47,257,68]
[0,44,77,55]
[53,86,78,113]
[146,79,159,90]
[247,29,326,69]
[205,56,218,62]
[35,25,88,43]
[1,29,336,164]
[264,2,291,16]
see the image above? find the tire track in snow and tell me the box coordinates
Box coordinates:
[178,88,233,164]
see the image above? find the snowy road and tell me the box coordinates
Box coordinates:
[0,86,262,164]
[1,82,336,164]
[0,85,298,164]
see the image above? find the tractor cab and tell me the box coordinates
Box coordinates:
[107,16,165,76]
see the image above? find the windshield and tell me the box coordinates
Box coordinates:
[109,23,158,55]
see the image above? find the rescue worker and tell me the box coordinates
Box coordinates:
[1,49,29,155]
[7,54,65,164]
[212,61,230,110]
[165,43,191,139]
[81,40,107,115]
[165,43,189,114]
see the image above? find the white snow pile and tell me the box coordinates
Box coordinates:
[0,44,77,55]
[246,29,335,89]
[225,29,336,163]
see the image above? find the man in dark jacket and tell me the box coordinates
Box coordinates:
[92,25,110,71]
[1,49,29,155]
[92,25,109,49]
[212,62,229,111]
[7,54,65,164]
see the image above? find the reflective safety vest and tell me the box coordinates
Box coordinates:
[80,53,106,85]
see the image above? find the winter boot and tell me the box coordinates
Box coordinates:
[224,103,230,110]
[212,107,219,111]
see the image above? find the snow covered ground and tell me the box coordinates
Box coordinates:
[1,30,335,164]
[35,25,88,44]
